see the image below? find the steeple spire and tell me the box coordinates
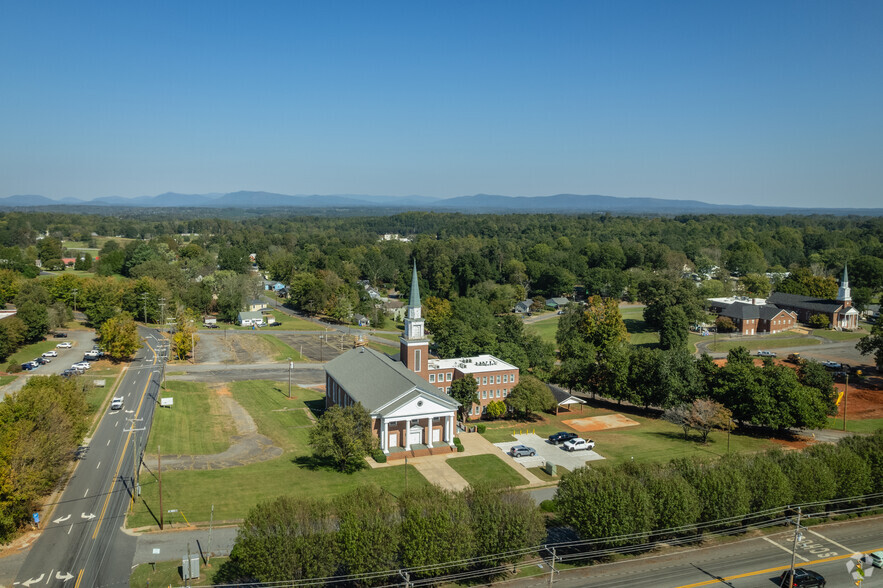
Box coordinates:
[409,260,421,309]
[837,263,851,305]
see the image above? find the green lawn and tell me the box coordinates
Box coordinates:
[812,329,868,341]
[825,417,883,434]
[526,317,559,346]
[480,407,780,465]
[130,557,229,587]
[368,341,399,355]
[225,309,318,331]
[256,333,306,361]
[84,377,116,414]
[147,381,235,455]
[373,331,403,343]
[706,336,821,353]
[128,380,429,527]
[447,454,529,488]
[0,375,17,386]
[8,340,61,364]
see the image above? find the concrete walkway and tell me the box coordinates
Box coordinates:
[368,431,548,491]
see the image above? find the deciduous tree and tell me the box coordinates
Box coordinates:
[450,375,478,426]
[98,312,140,360]
[505,374,556,418]
[308,403,377,473]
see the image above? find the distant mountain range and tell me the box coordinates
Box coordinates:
[1,191,880,216]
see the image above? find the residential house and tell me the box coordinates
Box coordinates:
[383,298,406,321]
[237,311,265,327]
[247,299,266,312]
[514,299,533,314]
[545,297,570,310]
[353,314,370,327]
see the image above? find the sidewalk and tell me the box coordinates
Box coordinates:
[368,431,548,491]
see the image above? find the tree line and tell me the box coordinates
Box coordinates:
[0,376,89,541]
[215,484,544,585]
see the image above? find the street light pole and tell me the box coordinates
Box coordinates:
[843,373,849,431]
[787,507,803,587]
[287,357,292,398]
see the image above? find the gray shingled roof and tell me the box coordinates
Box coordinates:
[325,347,459,417]
[767,292,842,314]
[720,303,788,321]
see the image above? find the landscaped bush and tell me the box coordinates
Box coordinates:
[808,313,830,328]
[476,424,486,434]
[372,449,387,463]
[6,362,21,374]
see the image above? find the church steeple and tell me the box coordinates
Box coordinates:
[400,260,428,377]
[837,264,851,306]
[408,260,421,318]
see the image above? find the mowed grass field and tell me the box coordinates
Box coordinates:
[257,333,306,362]
[129,380,428,527]
[8,340,62,365]
[480,405,779,465]
[447,454,528,488]
[147,381,235,455]
[130,558,229,587]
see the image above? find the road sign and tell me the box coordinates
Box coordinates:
[32,512,39,525]
[160,397,174,407]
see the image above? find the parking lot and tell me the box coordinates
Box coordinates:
[495,433,605,471]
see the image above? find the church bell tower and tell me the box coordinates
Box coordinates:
[837,264,852,308]
[400,261,429,379]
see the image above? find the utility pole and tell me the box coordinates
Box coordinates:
[158,446,163,530]
[547,545,557,587]
[124,418,144,510]
[398,570,410,588]
[71,288,78,315]
[159,298,166,334]
[140,292,148,324]
[191,331,195,364]
[287,358,292,398]
[786,507,803,587]
[207,504,214,566]
[843,373,849,431]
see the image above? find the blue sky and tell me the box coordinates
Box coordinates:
[1,1,881,207]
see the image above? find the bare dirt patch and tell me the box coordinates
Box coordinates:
[770,435,816,451]
[564,414,640,432]
[214,385,231,397]
[835,380,883,419]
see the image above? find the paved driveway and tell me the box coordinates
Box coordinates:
[494,433,605,471]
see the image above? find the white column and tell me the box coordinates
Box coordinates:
[404,418,411,450]
[426,418,433,449]
[381,419,389,453]
[447,414,454,446]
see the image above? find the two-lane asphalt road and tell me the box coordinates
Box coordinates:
[14,329,164,588]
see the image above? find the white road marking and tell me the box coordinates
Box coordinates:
[68,524,72,534]
[55,571,74,581]
[84,489,89,498]
[96,461,100,469]
[806,528,853,553]
[763,536,808,561]
[21,573,44,586]
[52,514,71,524]
[47,569,53,584]
[115,420,119,427]
[106,439,110,446]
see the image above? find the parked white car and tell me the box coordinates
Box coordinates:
[56,341,72,348]
[84,350,101,360]
[42,350,58,357]
[562,438,595,452]
[71,361,91,370]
